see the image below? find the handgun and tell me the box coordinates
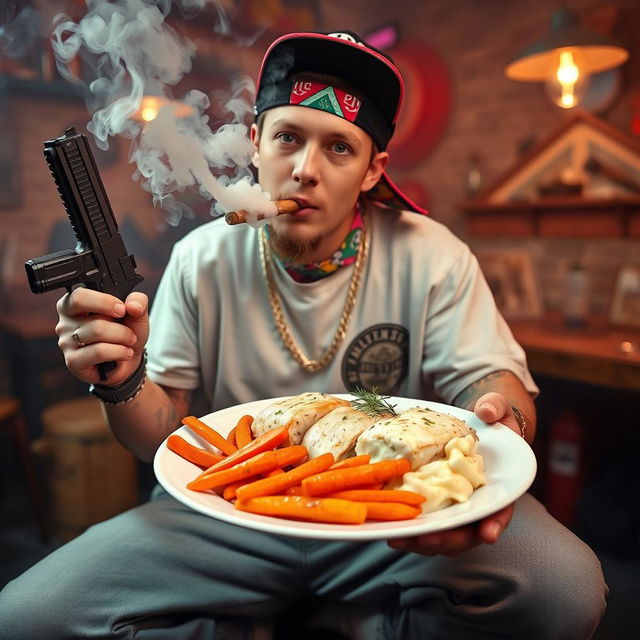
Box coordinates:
[25,127,143,380]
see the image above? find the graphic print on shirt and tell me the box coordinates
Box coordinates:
[341,324,409,394]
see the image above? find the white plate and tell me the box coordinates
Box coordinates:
[153,395,537,541]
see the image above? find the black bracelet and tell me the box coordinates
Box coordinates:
[89,351,147,405]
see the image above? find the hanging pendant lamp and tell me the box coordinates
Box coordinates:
[505,7,629,81]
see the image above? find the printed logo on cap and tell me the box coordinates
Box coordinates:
[327,32,365,46]
[289,81,362,123]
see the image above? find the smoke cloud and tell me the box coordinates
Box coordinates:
[50,0,276,225]
[0,2,42,58]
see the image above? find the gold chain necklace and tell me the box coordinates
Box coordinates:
[259,220,369,372]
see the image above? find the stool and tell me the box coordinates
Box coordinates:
[0,396,48,542]
[34,397,139,541]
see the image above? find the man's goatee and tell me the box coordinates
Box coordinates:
[268,230,323,264]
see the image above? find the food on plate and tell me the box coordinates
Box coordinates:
[235,452,335,502]
[196,425,289,473]
[324,489,426,506]
[168,391,489,524]
[235,495,368,525]
[355,407,475,470]
[234,415,255,448]
[301,458,411,496]
[395,434,487,513]
[302,405,390,461]
[188,445,308,491]
[251,392,350,444]
[166,434,224,469]
[327,454,370,470]
[182,415,238,456]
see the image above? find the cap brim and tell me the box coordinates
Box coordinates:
[365,171,428,216]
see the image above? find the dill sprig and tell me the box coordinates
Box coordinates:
[350,386,398,417]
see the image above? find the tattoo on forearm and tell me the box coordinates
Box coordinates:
[453,370,513,410]
[154,401,177,433]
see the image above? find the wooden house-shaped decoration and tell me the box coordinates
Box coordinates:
[463,112,640,237]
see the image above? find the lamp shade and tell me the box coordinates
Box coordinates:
[505,8,629,81]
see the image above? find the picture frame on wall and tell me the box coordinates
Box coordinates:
[609,265,640,329]
[476,248,543,320]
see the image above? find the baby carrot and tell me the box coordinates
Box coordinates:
[302,459,411,496]
[226,427,237,448]
[265,468,285,477]
[235,495,367,524]
[329,454,370,470]
[166,434,224,468]
[222,477,254,501]
[236,453,335,502]
[273,445,308,468]
[286,481,384,495]
[182,416,238,456]
[235,415,254,448]
[325,489,426,506]
[187,450,278,492]
[199,425,289,474]
[363,501,422,521]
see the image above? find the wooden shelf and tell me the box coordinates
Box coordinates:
[462,197,640,237]
[509,314,640,391]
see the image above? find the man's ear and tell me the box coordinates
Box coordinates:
[361,151,389,193]
[250,123,260,168]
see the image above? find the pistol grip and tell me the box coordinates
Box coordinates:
[97,361,118,381]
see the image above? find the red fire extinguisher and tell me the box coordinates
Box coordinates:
[545,409,584,528]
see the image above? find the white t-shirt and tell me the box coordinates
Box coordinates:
[147,203,538,413]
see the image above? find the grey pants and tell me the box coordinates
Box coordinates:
[0,489,607,640]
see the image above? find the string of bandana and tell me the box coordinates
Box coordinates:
[268,206,364,283]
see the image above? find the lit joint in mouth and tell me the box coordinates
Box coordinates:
[224,200,301,225]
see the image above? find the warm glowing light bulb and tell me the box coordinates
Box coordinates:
[557,51,579,107]
[140,97,159,122]
[545,48,589,109]
[132,96,195,122]
[141,107,158,121]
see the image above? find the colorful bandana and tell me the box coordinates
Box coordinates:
[289,81,362,123]
[268,207,364,283]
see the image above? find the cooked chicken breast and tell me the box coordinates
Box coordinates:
[251,392,350,445]
[302,406,391,461]
[355,407,474,470]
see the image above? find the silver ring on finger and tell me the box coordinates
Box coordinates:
[71,328,86,348]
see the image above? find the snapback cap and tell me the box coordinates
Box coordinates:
[255,31,428,216]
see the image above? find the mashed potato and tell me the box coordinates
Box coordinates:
[395,434,487,513]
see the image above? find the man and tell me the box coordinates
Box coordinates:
[0,31,606,639]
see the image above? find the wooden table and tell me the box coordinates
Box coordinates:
[508,314,640,392]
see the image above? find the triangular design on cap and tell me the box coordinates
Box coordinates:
[300,86,344,118]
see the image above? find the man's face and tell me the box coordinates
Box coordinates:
[251,105,387,263]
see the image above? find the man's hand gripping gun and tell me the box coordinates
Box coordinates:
[25,127,143,381]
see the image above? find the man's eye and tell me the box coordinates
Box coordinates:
[277,133,296,144]
[332,142,351,154]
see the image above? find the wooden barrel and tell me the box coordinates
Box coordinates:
[35,397,139,541]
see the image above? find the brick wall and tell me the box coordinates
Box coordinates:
[1,0,639,318]
[321,0,640,317]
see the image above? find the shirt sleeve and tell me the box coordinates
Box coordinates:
[146,240,201,390]
[421,247,539,403]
